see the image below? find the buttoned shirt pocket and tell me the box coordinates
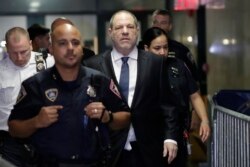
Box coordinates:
[0,80,18,106]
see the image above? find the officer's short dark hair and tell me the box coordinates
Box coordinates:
[28,24,50,40]
[152,9,173,23]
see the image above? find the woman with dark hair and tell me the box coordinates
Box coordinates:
[142,27,169,57]
[142,27,210,167]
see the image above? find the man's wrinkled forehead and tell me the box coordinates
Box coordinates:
[111,11,138,28]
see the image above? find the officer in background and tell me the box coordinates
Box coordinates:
[0,27,54,166]
[28,24,50,53]
[151,9,199,82]
[8,23,130,167]
[142,27,210,167]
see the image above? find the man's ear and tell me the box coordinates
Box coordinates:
[29,40,33,51]
[48,43,53,55]
[169,23,173,31]
[108,27,112,38]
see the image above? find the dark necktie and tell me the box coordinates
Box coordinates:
[119,57,129,101]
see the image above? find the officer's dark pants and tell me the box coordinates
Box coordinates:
[0,130,36,167]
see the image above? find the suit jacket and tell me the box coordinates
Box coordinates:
[84,49,179,167]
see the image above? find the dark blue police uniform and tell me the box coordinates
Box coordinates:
[168,38,199,82]
[9,66,129,167]
[166,56,199,167]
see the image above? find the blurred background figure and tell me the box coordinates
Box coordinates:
[28,23,50,53]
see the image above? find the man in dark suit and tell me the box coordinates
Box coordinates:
[84,10,180,167]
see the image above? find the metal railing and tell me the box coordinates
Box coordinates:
[211,104,250,167]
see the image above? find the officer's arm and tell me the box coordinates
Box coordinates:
[9,105,63,138]
[190,92,210,142]
[8,117,40,138]
[102,110,130,130]
[84,102,130,130]
[190,92,209,126]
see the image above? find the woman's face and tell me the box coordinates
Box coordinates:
[145,34,168,57]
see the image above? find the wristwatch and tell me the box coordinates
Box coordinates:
[107,111,113,124]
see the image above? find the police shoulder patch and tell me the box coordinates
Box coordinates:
[109,79,121,99]
[16,85,27,104]
[45,88,58,102]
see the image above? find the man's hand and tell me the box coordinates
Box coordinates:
[35,105,63,128]
[84,102,106,120]
[199,121,210,142]
[163,142,178,164]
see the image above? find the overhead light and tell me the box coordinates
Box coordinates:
[30,1,40,8]
[187,36,193,43]
[222,38,229,45]
[29,1,40,12]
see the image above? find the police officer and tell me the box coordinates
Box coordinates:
[8,23,130,167]
[142,27,210,167]
[0,27,54,166]
[28,23,50,53]
[151,9,199,82]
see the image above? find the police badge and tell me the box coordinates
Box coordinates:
[35,54,45,72]
[87,85,96,98]
[45,88,58,102]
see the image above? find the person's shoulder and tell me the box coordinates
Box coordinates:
[81,65,111,83]
[138,49,162,61]
[167,56,186,69]
[168,39,190,51]
[26,67,52,84]
[0,56,8,67]
[0,57,12,80]
[84,54,102,63]
[81,65,107,78]
[83,50,111,66]
[21,72,39,86]
[82,47,95,59]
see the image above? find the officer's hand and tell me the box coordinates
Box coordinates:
[84,102,106,120]
[163,142,178,164]
[35,105,63,128]
[199,121,210,142]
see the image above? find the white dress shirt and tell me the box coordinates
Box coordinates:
[0,51,54,131]
[111,47,138,150]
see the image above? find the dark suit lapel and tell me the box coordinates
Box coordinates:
[131,50,148,108]
[100,51,120,86]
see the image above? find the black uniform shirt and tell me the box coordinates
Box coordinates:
[167,57,198,130]
[9,66,129,163]
[168,38,199,82]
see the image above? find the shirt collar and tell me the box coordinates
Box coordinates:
[111,47,138,62]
